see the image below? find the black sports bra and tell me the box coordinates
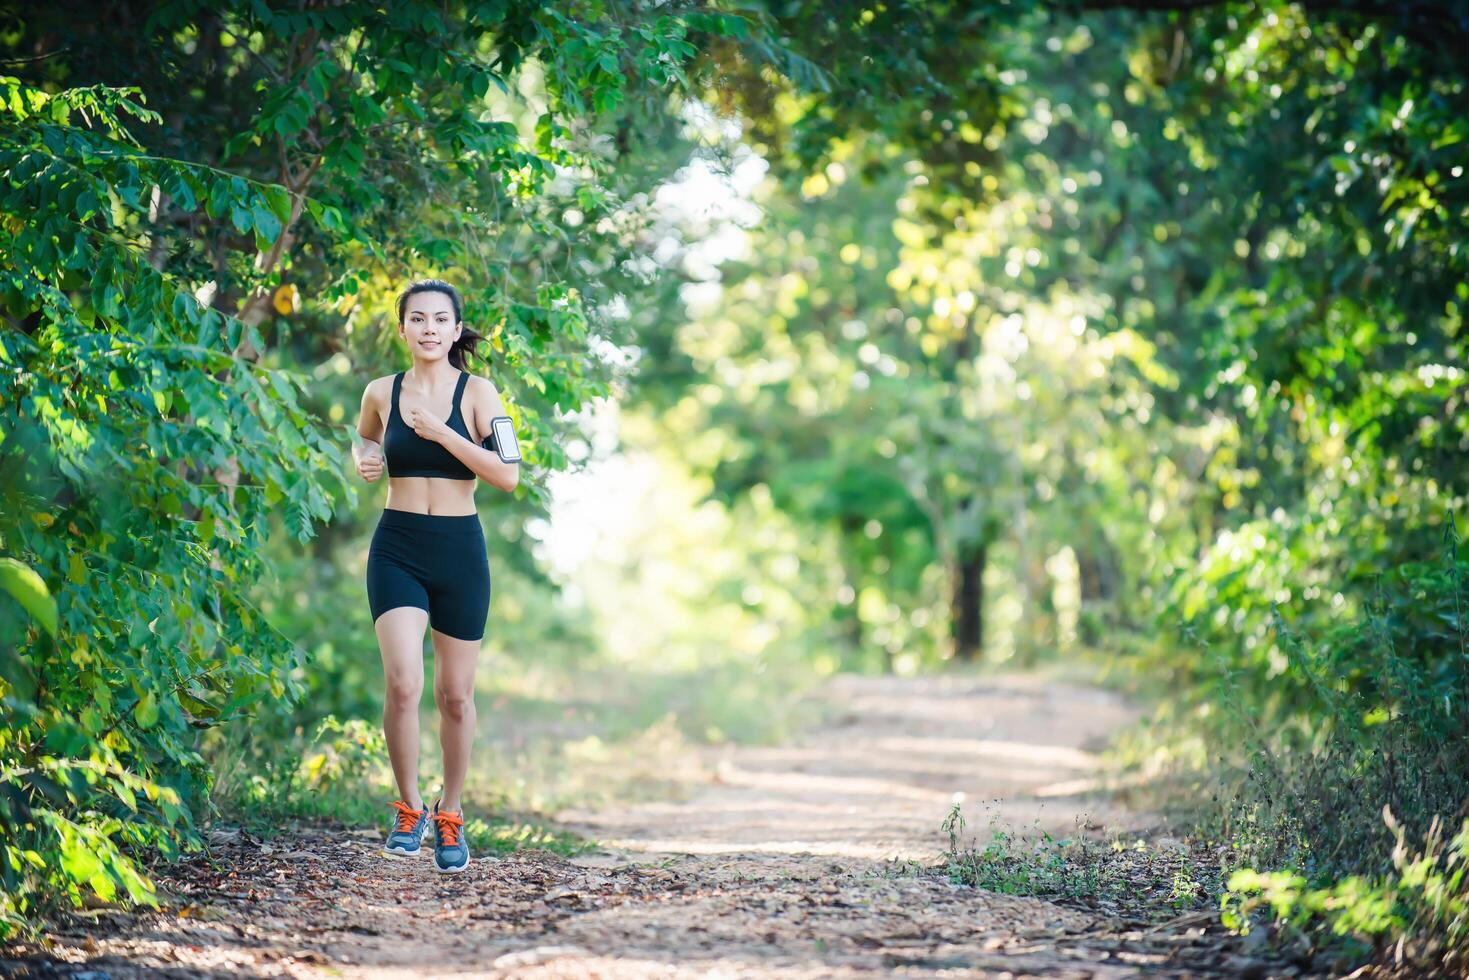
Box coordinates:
[383,370,476,480]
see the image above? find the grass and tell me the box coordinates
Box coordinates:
[937,800,1219,923]
[218,787,591,859]
[205,714,593,858]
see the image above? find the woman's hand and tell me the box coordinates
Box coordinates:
[356,445,385,482]
[405,406,454,445]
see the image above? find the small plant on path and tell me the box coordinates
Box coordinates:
[940,801,1218,922]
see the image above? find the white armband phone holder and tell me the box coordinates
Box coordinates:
[481,416,521,463]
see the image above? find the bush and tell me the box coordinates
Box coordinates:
[0,76,337,939]
[1223,805,1469,974]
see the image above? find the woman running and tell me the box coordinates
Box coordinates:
[351,278,520,873]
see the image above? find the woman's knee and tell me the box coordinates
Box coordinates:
[384,675,424,710]
[434,686,475,722]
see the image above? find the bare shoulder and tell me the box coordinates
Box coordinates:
[468,373,506,409]
[358,374,399,420]
[357,374,397,440]
[362,373,397,402]
[467,373,500,394]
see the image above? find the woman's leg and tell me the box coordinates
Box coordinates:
[417,514,489,815]
[430,628,479,812]
[376,606,430,809]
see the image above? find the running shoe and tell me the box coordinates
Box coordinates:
[383,799,429,857]
[430,797,470,873]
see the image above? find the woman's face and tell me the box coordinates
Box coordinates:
[400,291,461,361]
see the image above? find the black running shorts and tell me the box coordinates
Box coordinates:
[366,508,491,642]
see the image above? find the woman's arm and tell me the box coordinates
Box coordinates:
[353,379,386,482]
[433,375,519,493]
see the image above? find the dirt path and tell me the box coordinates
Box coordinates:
[3,671,1306,978]
[557,671,1155,862]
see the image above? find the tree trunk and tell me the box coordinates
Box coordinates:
[1075,543,1116,605]
[837,514,865,657]
[950,540,987,661]
[839,600,863,655]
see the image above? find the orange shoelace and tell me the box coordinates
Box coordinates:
[389,799,424,834]
[432,808,465,847]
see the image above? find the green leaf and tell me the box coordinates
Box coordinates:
[262,183,291,223]
[252,201,282,243]
[113,780,137,811]
[0,556,57,637]
[133,691,159,729]
[179,689,221,721]
[230,202,253,235]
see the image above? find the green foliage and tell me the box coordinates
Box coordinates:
[206,714,588,858]
[650,0,1469,965]
[0,73,327,937]
[1222,806,1469,973]
[0,0,772,938]
[1140,519,1469,873]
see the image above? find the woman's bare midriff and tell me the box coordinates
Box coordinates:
[384,476,477,516]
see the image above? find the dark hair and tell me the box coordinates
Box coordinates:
[395,278,488,370]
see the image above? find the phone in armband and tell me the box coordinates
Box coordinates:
[482,416,521,463]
